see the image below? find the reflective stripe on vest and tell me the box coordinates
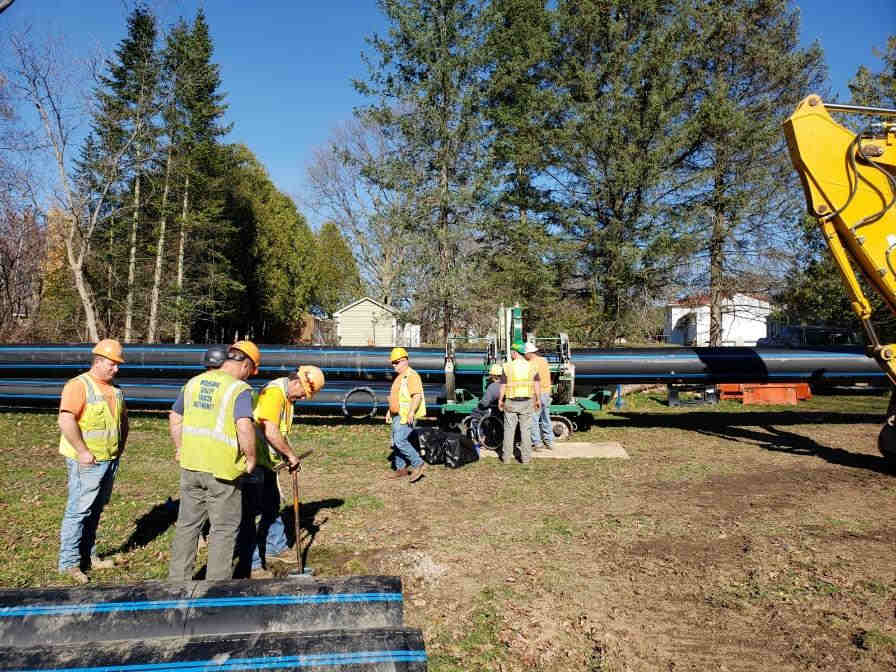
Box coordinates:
[255,377,293,468]
[398,369,426,423]
[58,373,123,462]
[179,370,250,481]
[504,359,534,398]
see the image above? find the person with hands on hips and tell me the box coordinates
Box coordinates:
[57,339,128,584]
[386,347,427,482]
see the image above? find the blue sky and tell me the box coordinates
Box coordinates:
[4,0,894,225]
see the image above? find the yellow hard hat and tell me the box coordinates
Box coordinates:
[488,363,503,377]
[389,347,408,362]
[230,340,261,373]
[92,338,124,364]
[297,365,325,399]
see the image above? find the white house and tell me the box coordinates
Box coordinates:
[664,293,771,346]
[333,297,421,347]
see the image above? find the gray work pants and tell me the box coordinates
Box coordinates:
[169,468,242,581]
[502,397,534,463]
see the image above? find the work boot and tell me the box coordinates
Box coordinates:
[90,555,117,570]
[409,463,426,482]
[533,443,545,451]
[250,567,274,579]
[266,548,299,567]
[387,467,410,479]
[62,567,89,584]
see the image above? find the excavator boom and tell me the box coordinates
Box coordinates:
[784,94,896,458]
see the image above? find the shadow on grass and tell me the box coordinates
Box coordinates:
[281,498,345,570]
[607,410,896,476]
[113,497,180,555]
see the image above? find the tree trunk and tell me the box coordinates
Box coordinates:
[174,173,189,344]
[124,174,140,342]
[709,210,725,347]
[147,148,172,343]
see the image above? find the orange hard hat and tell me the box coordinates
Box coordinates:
[230,340,261,373]
[297,365,325,399]
[92,338,124,364]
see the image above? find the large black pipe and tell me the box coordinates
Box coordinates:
[0,344,885,409]
[0,627,428,671]
[0,577,404,646]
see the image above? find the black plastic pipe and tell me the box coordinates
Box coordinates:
[0,577,404,646]
[0,627,427,671]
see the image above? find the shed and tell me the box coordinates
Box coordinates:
[333,297,420,347]
[664,293,771,347]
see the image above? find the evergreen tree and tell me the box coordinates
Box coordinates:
[475,0,563,335]
[675,0,825,345]
[171,9,231,342]
[543,0,697,345]
[87,3,161,342]
[355,0,488,340]
[313,220,363,315]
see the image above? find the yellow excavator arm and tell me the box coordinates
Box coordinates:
[784,95,896,383]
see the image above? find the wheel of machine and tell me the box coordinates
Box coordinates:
[878,423,896,461]
[478,414,503,449]
[550,415,573,442]
[342,386,377,420]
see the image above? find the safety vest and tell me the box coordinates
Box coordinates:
[179,369,251,481]
[504,358,535,399]
[254,377,293,470]
[59,373,124,462]
[398,369,426,423]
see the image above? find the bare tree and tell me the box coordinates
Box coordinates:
[306,118,415,306]
[8,30,139,341]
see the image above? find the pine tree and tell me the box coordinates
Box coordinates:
[355,0,488,340]
[675,0,825,345]
[171,9,231,343]
[89,3,161,342]
[313,221,363,315]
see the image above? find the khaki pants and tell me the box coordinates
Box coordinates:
[502,397,534,463]
[168,468,242,581]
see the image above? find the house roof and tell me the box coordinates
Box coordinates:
[333,296,399,316]
[668,291,770,308]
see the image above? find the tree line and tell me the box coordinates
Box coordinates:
[2,5,361,344]
[1,2,894,346]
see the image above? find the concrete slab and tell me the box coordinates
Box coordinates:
[481,442,629,460]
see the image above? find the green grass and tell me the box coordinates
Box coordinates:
[1,389,894,671]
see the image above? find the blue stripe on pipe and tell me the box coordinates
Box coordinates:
[7,650,427,672]
[0,593,402,617]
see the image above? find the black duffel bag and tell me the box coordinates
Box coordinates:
[413,428,479,468]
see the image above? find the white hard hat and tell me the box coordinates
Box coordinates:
[524,342,538,354]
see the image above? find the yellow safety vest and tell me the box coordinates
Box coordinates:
[254,377,293,470]
[504,358,535,399]
[398,369,426,423]
[179,369,251,481]
[59,373,124,462]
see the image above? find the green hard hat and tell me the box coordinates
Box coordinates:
[511,342,526,354]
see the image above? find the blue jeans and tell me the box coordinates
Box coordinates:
[237,466,289,570]
[531,393,553,447]
[58,457,119,571]
[391,416,422,470]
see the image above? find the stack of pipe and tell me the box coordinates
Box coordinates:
[0,344,885,411]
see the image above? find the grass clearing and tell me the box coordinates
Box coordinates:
[1,389,895,670]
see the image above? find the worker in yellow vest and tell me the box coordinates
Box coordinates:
[498,343,542,464]
[57,339,128,584]
[168,340,259,581]
[239,365,325,578]
[524,342,554,451]
[386,347,427,482]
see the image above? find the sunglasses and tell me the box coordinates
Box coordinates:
[226,350,249,362]
[391,359,405,365]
